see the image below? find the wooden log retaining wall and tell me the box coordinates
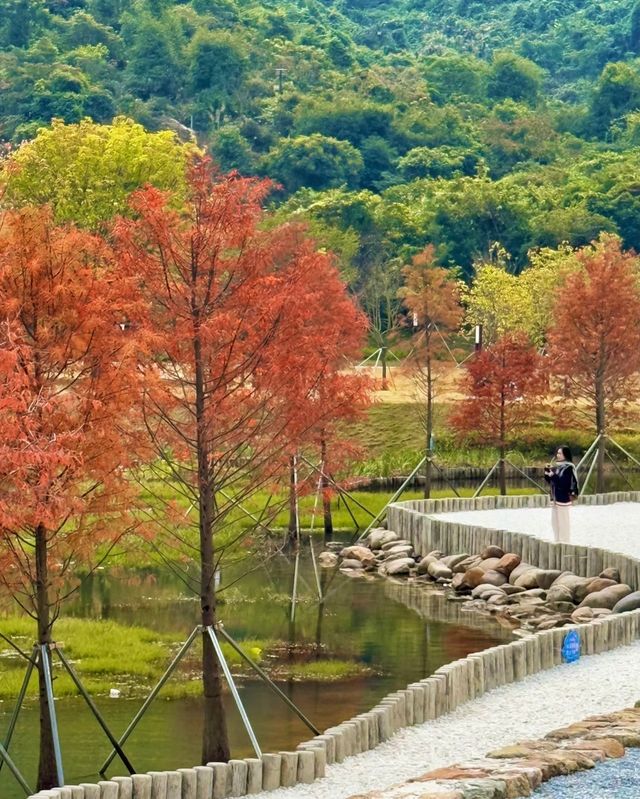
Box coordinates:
[387,491,640,591]
[29,493,640,799]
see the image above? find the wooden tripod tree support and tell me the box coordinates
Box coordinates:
[577,433,640,495]
[0,639,135,797]
[472,458,547,498]
[100,624,319,777]
[356,456,427,543]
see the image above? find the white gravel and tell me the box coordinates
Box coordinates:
[254,642,640,799]
[433,501,640,560]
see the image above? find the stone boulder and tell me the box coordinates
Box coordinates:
[462,566,488,589]
[578,584,632,610]
[554,573,590,592]
[385,557,415,576]
[479,557,501,573]
[383,544,413,559]
[571,607,595,624]
[372,530,399,548]
[480,545,505,560]
[574,578,617,604]
[549,601,576,614]
[416,555,438,575]
[502,584,526,595]
[472,583,506,600]
[536,617,567,630]
[520,588,546,598]
[384,549,415,564]
[612,590,640,614]
[341,558,364,570]
[509,563,535,584]
[514,569,543,590]
[453,555,482,573]
[481,569,508,587]
[546,584,575,606]
[495,553,521,577]
[441,553,470,570]
[318,551,339,568]
[600,567,621,582]
[427,561,453,581]
[536,570,563,590]
[367,529,390,549]
[381,538,409,551]
[451,572,468,591]
[339,545,376,567]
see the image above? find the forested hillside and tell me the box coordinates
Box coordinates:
[3,0,640,294]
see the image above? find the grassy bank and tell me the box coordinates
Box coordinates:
[0,616,373,701]
[344,402,640,476]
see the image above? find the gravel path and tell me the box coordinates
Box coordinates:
[535,747,640,798]
[433,501,640,560]
[253,642,640,799]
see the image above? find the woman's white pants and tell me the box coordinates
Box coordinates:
[551,502,571,543]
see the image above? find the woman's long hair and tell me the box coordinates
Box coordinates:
[557,445,573,463]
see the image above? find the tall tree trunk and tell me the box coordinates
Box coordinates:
[499,390,507,496]
[195,335,230,764]
[35,523,58,791]
[381,345,388,390]
[314,581,327,656]
[498,444,507,496]
[287,454,299,552]
[320,437,333,543]
[595,377,606,494]
[424,352,433,499]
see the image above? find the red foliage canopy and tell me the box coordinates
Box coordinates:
[114,160,369,505]
[0,206,144,622]
[547,235,640,432]
[450,332,546,451]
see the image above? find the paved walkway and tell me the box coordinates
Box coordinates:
[433,502,640,560]
[253,642,640,798]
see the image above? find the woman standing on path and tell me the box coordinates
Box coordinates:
[544,446,579,542]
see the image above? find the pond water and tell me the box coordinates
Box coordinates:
[0,551,511,799]
[534,747,640,797]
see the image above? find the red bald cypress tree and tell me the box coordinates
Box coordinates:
[398,246,463,497]
[547,235,640,492]
[115,158,370,763]
[0,207,144,789]
[450,332,547,494]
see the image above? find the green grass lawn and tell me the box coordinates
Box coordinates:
[0,616,371,700]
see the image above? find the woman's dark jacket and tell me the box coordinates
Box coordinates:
[544,463,579,504]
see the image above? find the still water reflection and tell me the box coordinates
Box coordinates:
[1,554,511,798]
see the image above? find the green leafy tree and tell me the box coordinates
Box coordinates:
[589,62,640,137]
[423,54,489,103]
[122,12,183,100]
[189,29,247,97]
[465,244,581,345]
[210,126,256,174]
[428,176,532,276]
[359,135,397,190]
[3,117,193,228]
[398,145,481,181]
[1,0,46,47]
[487,52,544,105]
[295,98,393,147]
[263,133,363,193]
[630,1,640,53]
